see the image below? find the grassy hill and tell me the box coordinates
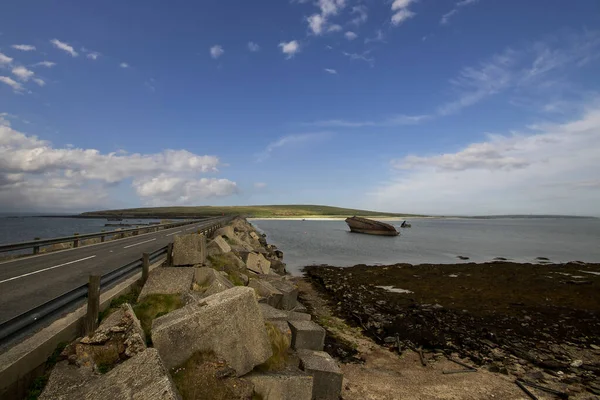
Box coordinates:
[81,205,422,218]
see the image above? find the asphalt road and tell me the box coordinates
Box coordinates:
[0,218,223,324]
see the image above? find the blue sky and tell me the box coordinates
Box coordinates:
[1,0,600,215]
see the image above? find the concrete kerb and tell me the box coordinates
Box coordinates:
[0,257,166,400]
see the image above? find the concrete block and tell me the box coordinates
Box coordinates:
[245,252,271,274]
[250,279,283,309]
[246,370,313,400]
[152,287,272,375]
[289,320,325,351]
[138,268,194,301]
[194,267,234,297]
[172,234,206,266]
[259,304,311,322]
[269,279,298,311]
[270,320,293,345]
[293,302,308,313]
[215,226,235,239]
[249,231,260,240]
[298,349,343,400]
[40,349,180,400]
[207,235,231,256]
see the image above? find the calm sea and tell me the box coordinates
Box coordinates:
[250,218,600,275]
[0,215,162,246]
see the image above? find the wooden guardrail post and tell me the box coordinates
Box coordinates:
[166,243,173,266]
[142,253,150,283]
[85,275,101,336]
[73,233,79,248]
[33,237,40,254]
[199,234,207,265]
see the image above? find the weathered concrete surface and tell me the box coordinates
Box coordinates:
[172,234,206,266]
[152,286,272,375]
[215,225,235,239]
[245,252,271,275]
[41,349,180,400]
[246,370,313,400]
[298,349,343,400]
[259,304,311,322]
[194,267,234,297]
[270,320,293,345]
[138,268,195,301]
[207,235,231,256]
[250,231,260,241]
[289,320,325,351]
[250,279,283,309]
[268,279,298,310]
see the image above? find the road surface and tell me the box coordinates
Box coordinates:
[0,218,221,324]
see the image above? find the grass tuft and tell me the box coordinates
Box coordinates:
[133,293,184,344]
[257,322,290,371]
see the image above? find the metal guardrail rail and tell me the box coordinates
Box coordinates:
[0,216,234,345]
[0,218,215,254]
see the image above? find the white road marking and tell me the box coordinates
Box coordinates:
[123,238,156,249]
[185,226,198,231]
[0,255,97,284]
[165,231,182,237]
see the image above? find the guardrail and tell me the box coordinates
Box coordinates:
[0,218,215,255]
[0,216,234,345]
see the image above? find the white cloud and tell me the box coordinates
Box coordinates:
[350,5,368,26]
[374,104,600,216]
[0,117,235,210]
[345,31,358,41]
[342,51,374,66]
[365,30,385,44]
[328,24,342,33]
[119,62,129,68]
[308,14,327,35]
[33,61,56,68]
[133,175,238,206]
[210,45,224,59]
[254,182,267,189]
[87,52,100,60]
[390,0,416,26]
[11,66,35,81]
[33,78,45,87]
[248,42,260,52]
[0,76,24,92]
[309,114,429,127]
[50,39,78,57]
[318,0,346,17]
[256,132,331,162]
[441,0,480,25]
[279,40,300,59]
[0,52,13,64]
[437,31,600,116]
[324,68,337,74]
[11,44,36,52]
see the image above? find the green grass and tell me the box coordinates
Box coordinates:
[133,294,184,344]
[256,322,290,372]
[81,204,423,218]
[98,282,143,322]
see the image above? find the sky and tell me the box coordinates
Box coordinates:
[1,0,600,216]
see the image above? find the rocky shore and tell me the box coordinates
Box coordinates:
[35,218,343,400]
[304,262,600,399]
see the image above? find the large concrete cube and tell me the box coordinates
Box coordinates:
[289,320,325,351]
[138,268,195,300]
[298,349,343,400]
[250,279,283,309]
[207,235,231,256]
[246,370,313,400]
[194,267,234,297]
[172,234,206,266]
[245,252,271,274]
[215,226,235,239]
[269,279,299,310]
[152,286,272,375]
[259,304,311,322]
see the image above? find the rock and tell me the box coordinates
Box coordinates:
[246,370,313,400]
[172,233,206,266]
[297,349,343,400]
[240,274,249,286]
[207,235,231,256]
[571,359,584,368]
[152,286,272,375]
[41,349,179,400]
[250,231,260,240]
[293,302,308,313]
[249,279,283,309]
[245,252,271,274]
[591,344,600,350]
[138,268,195,300]
[274,250,284,259]
[270,259,287,275]
[194,267,234,297]
[289,320,326,351]
[266,279,298,311]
